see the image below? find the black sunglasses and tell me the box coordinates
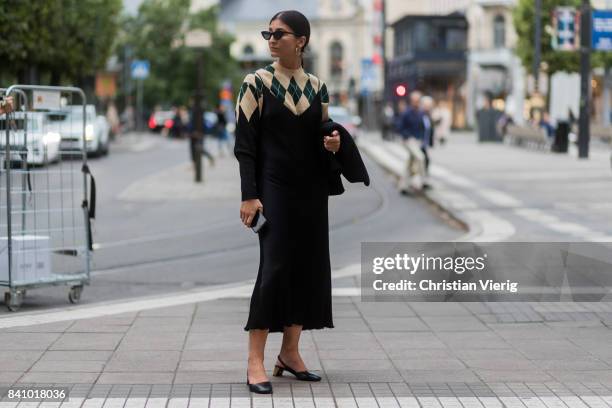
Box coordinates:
[261,30,298,40]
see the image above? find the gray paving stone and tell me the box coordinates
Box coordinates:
[365,317,429,332]
[386,349,455,360]
[325,370,402,382]
[322,359,395,371]
[66,322,132,333]
[421,316,488,332]
[0,351,42,370]
[188,323,243,333]
[116,333,186,351]
[452,350,524,360]
[400,370,481,383]
[29,360,105,373]
[375,332,447,349]
[0,333,61,350]
[131,317,192,329]
[173,371,248,384]
[138,305,196,317]
[316,349,388,360]
[326,318,370,332]
[437,332,511,350]
[0,371,23,383]
[50,333,124,351]
[394,359,466,370]
[2,321,74,332]
[177,361,251,372]
[39,351,113,361]
[530,358,610,371]
[547,370,612,383]
[17,372,99,384]
[95,373,174,385]
[104,351,181,372]
[474,370,554,382]
[356,303,415,317]
[408,303,471,316]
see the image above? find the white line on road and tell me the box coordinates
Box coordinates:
[0,264,362,328]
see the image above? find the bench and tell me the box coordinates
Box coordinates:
[505,124,551,150]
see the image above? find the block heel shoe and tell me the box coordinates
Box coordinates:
[246,371,273,394]
[272,355,321,382]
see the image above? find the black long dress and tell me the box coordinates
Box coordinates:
[234,61,334,333]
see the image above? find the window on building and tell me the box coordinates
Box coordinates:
[330,41,343,79]
[493,15,505,48]
[243,44,254,55]
[413,22,429,51]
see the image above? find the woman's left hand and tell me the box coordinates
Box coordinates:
[323,130,340,153]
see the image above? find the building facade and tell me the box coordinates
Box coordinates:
[218,0,371,111]
[384,0,524,128]
[387,13,469,128]
[465,0,524,127]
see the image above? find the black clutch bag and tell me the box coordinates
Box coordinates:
[251,210,267,233]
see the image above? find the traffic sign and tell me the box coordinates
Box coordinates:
[552,7,579,51]
[593,10,612,51]
[131,60,150,80]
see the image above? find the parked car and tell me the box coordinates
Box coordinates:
[56,105,110,157]
[148,110,175,132]
[328,106,362,139]
[0,112,62,165]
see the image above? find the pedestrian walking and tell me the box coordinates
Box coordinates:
[106,101,120,140]
[188,104,215,167]
[170,106,182,138]
[397,90,427,194]
[234,10,368,395]
[432,100,451,145]
[420,95,435,189]
[215,103,231,156]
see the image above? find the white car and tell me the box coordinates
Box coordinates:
[328,106,362,139]
[57,105,110,156]
[0,112,61,165]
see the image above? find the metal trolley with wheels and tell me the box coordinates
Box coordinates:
[0,85,95,311]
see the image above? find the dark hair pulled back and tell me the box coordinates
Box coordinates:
[269,10,310,67]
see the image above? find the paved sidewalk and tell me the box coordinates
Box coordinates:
[1,132,612,407]
[358,131,612,242]
[2,291,612,406]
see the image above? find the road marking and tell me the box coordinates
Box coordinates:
[0,264,362,328]
[360,136,612,243]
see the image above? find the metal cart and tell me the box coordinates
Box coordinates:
[0,85,95,311]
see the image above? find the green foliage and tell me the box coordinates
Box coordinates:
[513,0,612,74]
[118,0,241,109]
[0,0,122,84]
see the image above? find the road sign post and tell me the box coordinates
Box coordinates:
[131,60,150,131]
[579,0,591,159]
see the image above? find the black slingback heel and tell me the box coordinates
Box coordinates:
[272,355,321,382]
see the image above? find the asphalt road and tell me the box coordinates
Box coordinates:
[0,132,462,313]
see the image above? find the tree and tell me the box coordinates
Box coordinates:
[513,0,581,77]
[0,0,122,85]
[513,0,612,75]
[116,0,241,110]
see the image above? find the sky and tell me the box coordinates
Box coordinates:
[123,0,221,15]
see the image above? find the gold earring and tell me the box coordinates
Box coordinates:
[295,47,301,56]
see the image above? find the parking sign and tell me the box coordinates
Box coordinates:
[593,10,612,51]
[131,60,150,79]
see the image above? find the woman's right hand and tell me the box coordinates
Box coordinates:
[240,199,263,227]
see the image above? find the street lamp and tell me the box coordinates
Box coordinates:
[176,29,212,182]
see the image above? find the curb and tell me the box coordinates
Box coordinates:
[357,137,482,241]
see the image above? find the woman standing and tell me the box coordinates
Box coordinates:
[234,10,341,394]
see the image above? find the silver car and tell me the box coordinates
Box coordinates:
[57,105,110,156]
